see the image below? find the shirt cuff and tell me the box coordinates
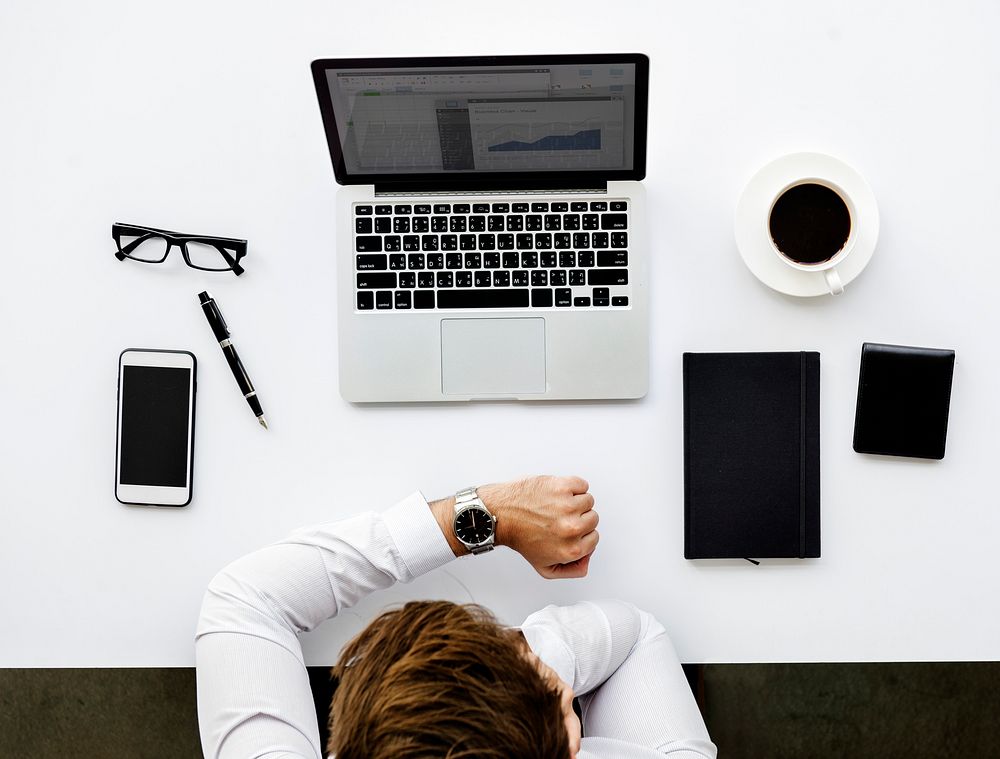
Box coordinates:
[381,490,456,579]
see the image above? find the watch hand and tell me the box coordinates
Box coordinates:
[471,510,476,529]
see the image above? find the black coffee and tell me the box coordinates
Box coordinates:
[768,183,851,265]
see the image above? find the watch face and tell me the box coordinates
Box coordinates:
[455,507,494,545]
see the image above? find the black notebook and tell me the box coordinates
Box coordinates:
[683,352,821,559]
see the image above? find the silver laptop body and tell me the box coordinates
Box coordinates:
[312,54,650,402]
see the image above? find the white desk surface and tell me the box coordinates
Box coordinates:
[2,0,998,667]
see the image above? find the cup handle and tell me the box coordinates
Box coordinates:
[824,267,844,296]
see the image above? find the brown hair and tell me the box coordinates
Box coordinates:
[328,600,569,759]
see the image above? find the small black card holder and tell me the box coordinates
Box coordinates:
[853,343,955,460]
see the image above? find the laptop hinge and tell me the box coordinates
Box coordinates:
[374,178,608,197]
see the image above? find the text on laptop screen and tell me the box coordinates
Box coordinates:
[324,63,639,176]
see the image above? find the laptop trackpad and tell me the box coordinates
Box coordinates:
[441,318,546,396]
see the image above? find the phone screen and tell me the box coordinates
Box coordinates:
[119,365,192,487]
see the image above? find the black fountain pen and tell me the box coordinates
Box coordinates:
[198,291,268,429]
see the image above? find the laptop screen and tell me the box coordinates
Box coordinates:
[312,55,648,186]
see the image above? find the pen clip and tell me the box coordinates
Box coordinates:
[213,301,230,337]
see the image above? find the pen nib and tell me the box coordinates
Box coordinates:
[258,416,269,430]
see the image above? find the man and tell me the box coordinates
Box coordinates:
[196,475,717,758]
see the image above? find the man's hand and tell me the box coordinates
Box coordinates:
[481,475,599,579]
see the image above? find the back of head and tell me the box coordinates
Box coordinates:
[328,600,568,759]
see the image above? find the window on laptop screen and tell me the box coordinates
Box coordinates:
[322,62,640,177]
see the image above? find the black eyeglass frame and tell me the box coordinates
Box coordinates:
[112,222,247,276]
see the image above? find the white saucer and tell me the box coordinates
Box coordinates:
[734,152,880,297]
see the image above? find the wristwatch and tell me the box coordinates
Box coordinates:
[453,487,498,555]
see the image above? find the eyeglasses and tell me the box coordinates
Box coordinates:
[113,222,247,275]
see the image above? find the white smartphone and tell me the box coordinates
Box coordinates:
[115,349,197,507]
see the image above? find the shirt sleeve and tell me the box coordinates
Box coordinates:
[195,492,455,759]
[520,601,717,759]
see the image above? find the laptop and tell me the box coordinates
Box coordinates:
[311,54,649,402]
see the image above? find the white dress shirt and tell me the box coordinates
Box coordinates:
[196,492,717,759]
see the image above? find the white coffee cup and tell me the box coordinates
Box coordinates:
[765,178,857,296]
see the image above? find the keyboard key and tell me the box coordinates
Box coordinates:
[488,215,504,231]
[573,232,590,248]
[414,290,435,309]
[601,213,628,230]
[484,252,501,268]
[473,203,490,213]
[464,253,482,269]
[356,254,387,270]
[597,250,628,267]
[512,270,529,287]
[438,289,529,308]
[427,253,444,269]
[502,252,519,268]
[357,291,374,310]
[531,270,548,286]
[611,232,628,248]
[474,271,492,287]
[456,271,473,287]
[355,235,382,252]
[375,205,392,215]
[437,272,454,287]
[493,270,510,287]
[446,253,462,269]
[421,235,439,251]
[553,234,571,249]
[534,233,551,249]
[540,252,557,268]
[521,252,538,268]
[590,201,608,211]
[374,217,391,234]
[544,214,562,230]
[407,253,425,269]
[384,236,401,252]
[376,290,392,309]
[592,232,609,248]
[526,215,543,231]
[431,216,448,232]
[391,217,408,233]
[478,233,496,250]
[440,235,458,251]
[531,288,553,307]
[593,287,610,300]
[555,288,572,307]
[469,216,486,232]
[356,205,373,215]
[550,270,567,286]
[588,269,628,286]
[570,201,588,212]
[403,235,420,251]
[491,203,509,213]
[453,203,470,213]
[389,254,406,270]
[506,215,524,231]
[582,214,599,230]
[399,272,415,288]
[516,233,533,250]
[563,214,580,230]
[414,204,432,214]
[418,272,435,289]
[594,297,610,307]
[412,217,430,233]
[497,234,514,250]
[551,202,568,212]
[450,216,467,232]
[394,291,411,309]
[612,296,629,306]
[433,203,451,214]
[531,202,549,212]
[569,269,586,286]
[512,202,529,212]
[394,204,412,214]
[611,201,628,211]
[574,296,591,307]
[559,252,576,268]
[356,217,373,234]
[578,251,595,268]
[357,272,396,289]
[460,234,477,250]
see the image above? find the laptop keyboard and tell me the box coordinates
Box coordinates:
[353,200,631,311]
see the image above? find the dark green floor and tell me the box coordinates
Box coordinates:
[2,664,998,758]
